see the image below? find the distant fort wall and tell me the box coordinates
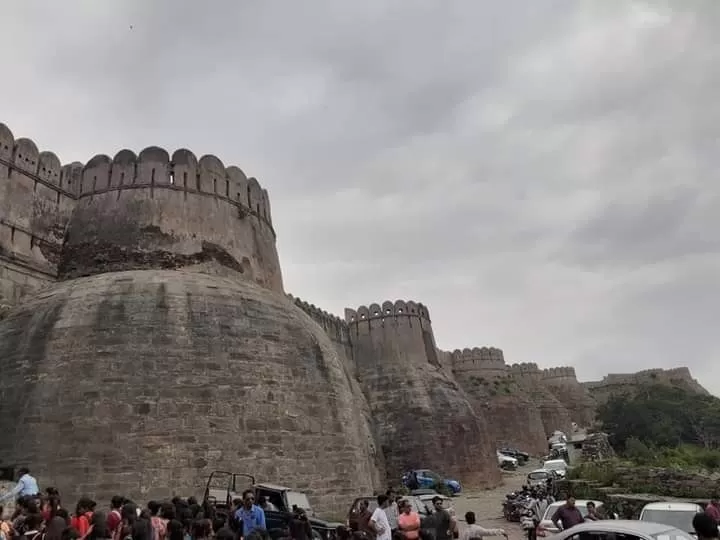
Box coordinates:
[584,367,709,403]
[0,121,284,301]
[450,347,507,380]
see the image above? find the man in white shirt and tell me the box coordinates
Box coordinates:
[384,489,399,534]
[370,494,392,540]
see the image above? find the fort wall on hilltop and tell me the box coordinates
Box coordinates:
[584,367,709,404]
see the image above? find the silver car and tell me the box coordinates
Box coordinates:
[537,500,604,535]
[544,519,694,540]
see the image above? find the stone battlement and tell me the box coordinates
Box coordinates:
[542,366,577,382]
[584,367,707,394]
[287,294,350,345]
[509,362,542,379]
[344,300,430,324]
[0,122,273,231]
[451,347,507,379]
[0,120,284,301]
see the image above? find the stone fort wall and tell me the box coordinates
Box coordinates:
[0,121,283,304]
[584,367,709,404]
[0,123,77,305]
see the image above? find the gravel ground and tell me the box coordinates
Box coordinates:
[451,462,542,540]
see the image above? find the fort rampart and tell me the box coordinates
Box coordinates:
[0,121,283,303]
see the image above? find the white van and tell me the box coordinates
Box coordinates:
[639,502,703,535]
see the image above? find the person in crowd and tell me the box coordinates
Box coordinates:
[46,509,71,540]
[0,507,10,540]
[71,498,95,537]
[369,495,391,540]
[430,497,455,540]
[351,499,374,538]
[289,506,312,540]
[397,500,420,540]
[706,497,720,524]
[693,513,719,540]
[234,490,266,538]
[89,511,112,540]
[460,512,506,540]
[165,520,184,540]
[584,502,601,522]
[18,513,43,540]
[384,491,399,537]
[191,519,212,540]
[147,501,167,540]
[550,497,584,531]
[0,469,40,505]
[107,497,125,536]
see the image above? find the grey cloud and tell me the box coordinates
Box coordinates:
[4,0,720,395]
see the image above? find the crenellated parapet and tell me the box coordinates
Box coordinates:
[0,122,79,200]
[541,366,578,384]
[508,362,543,381]
[287,294,350,345]
[344,299,430,324]
[451,347,508,380]
[76,146,273,230]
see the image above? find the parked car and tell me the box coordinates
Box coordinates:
[536,500,604,535]
[526,468,553,487]
[497,451,518,470]
[639,502,703,536]
[401,469,462,495]
[499,447,529,464]
[540,458,567,478]
[543,520,694,540]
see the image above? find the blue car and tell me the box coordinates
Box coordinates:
[401,469,462,495]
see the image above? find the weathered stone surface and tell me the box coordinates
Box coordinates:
[0,270,381,514]
[344,303,501,488]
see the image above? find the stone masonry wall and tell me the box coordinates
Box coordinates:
[0,122,77,306]
[0,270,379,515]
[345,300,501,489]
[61,147,282,292]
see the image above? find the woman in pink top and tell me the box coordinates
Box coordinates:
[397,500,421,540]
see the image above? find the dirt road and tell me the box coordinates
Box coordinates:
[452,462,540,540]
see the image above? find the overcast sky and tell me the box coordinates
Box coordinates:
[4,1,719,395]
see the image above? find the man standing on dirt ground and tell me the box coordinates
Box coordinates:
[551,497,584,531]
[385,490,399,537]
[431,496,456,540]
[705,497,720,524]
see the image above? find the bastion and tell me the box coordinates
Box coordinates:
[0,122,380,514]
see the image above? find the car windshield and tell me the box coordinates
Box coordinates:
[542,503,591,520]
[641,510,700,533]
[419,470,442,482]
[287,491,312,512]
[528,472,548,480]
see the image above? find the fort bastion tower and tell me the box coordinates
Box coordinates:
[0,122,382,512]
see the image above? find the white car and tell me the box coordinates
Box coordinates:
[497,451,518,470]
[527,468,553,487]
[537,499,604,535]
[546,519,694,540]
[639,502,703,536]
[540,458,567,478]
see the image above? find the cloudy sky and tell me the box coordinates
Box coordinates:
[4,1,719,395]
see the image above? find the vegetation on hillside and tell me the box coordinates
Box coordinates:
[597,384,720,470]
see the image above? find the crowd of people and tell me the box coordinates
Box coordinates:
[0,469,318,540]
[350,491,506,540]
